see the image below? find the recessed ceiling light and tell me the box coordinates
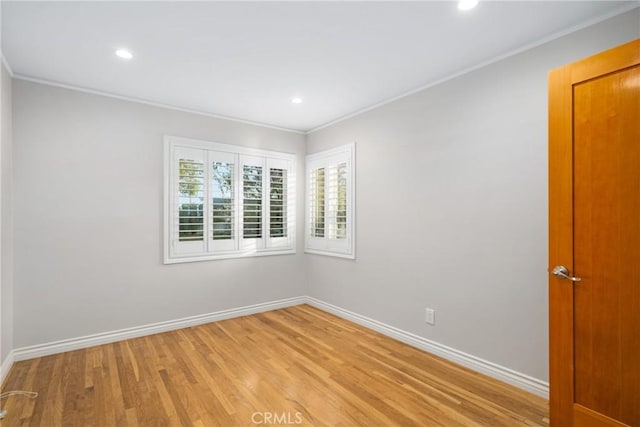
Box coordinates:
[291,97,303,104]
[458,0,479,11]
[115,49,133,60]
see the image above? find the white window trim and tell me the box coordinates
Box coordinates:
[164,135,296,264]
[305,142,356,259]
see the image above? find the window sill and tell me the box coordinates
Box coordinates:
[164,248,296,264]
[304,248,355,260]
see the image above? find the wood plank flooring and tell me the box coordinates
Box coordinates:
[1,305,548,426]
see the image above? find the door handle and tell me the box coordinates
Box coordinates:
[551,265,581,282]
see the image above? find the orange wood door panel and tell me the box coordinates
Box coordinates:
[574,405,632,427]
[549,39,640,427]
[574,64,640,426]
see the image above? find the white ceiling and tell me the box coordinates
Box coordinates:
[2,1,637,132]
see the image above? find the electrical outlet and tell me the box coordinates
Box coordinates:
[425,308,435,325]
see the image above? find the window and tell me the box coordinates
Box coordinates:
[305,143,355,258]
[165,136,295,263]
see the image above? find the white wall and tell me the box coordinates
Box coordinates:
[1,61,13,369]
[305,9,640,383]
[12,81,306,348]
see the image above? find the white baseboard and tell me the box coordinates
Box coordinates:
[13,296,305,362]
[304,297,549,398]
[8,295,548,399]
[0,350,15,388]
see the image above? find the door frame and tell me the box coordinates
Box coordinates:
[548,39,640,426]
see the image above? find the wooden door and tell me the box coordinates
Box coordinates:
[549,39,640,427]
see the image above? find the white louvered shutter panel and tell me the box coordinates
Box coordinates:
[240,155,266,251]
[326,162,348,239]
[335,162,348,239]
[308,167,326,238]
[209,151,237,252]
[172,146,207,257]
[266,158,292,250]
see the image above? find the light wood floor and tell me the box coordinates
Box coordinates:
[1,305,548,426]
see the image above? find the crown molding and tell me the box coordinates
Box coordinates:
[306,2,640,134]
[11,73,305,135]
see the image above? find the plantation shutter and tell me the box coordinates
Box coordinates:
[165,136,296,263]
[209,151,236,252]
[305,143,355,259]
[266,158,293,250]
[269,168,286,237]
[309,167,326,238]
[172,146,207,256]
[240,155,265,251]
[326,162,348,239]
